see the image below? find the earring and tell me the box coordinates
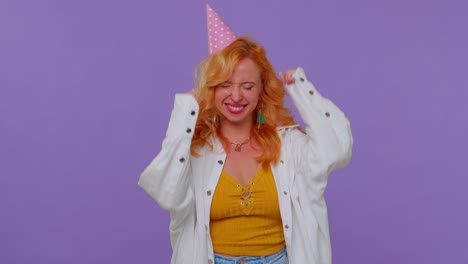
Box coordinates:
[256,109,265,125]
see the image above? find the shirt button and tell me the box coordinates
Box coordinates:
[208,259,213,264]
[309,90,314,95]
[191,110,196,116]
[283,191,288,195]
[325,112,330,117]
[207,190,212,196]
[218,160,223,165]
[179,157,185,163]
[280,160,284,164]
[284,224,289,229]
[300,77,305,82]
[186,128,192,133]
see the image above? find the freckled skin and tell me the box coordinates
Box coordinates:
[214,58,263,127]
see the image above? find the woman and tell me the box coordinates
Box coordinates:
[139,37,353,264]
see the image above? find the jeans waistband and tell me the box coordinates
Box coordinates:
[214,247,288,264]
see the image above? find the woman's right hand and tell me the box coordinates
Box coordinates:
[185,89,200,104]
[185,89,195,96]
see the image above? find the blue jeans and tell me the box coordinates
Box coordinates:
[214,247,288,264]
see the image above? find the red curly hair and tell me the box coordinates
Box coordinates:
[191,37,296,166]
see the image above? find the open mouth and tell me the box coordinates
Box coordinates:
[225,103,247,114]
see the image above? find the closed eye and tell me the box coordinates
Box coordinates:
[219,82,232,88]
[218,81,257,90]
[241,82,255,90]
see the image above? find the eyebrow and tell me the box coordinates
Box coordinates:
[221,81,257,84]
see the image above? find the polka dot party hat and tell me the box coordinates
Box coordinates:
[206,3,237,54]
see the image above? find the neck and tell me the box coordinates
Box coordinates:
[219,120,252,143]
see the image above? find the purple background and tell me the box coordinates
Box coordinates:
[1,0,467,263]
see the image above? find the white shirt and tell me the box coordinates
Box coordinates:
[139,67,353,264]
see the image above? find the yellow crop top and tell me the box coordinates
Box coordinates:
[210,166,285,256]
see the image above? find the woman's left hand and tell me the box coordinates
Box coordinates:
[279,69,296,85]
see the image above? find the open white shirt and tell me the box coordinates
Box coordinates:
[139,67,353,264]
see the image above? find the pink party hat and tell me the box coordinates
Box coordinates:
[206,4,237,54]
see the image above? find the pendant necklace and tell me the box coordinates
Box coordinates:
[230,138,250,152]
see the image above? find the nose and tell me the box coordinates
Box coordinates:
[230,85,242,101]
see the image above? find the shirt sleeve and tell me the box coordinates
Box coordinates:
[286,67,353,182]
[138,94,199,212]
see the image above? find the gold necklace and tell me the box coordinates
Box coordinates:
[230,138,250,152]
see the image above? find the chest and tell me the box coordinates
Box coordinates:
[210,166,281,219]
[222,145,262,185]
